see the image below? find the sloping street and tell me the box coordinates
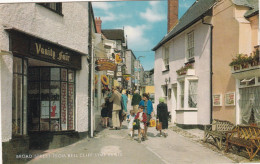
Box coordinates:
[27,121,234,164]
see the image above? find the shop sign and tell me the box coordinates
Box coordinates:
[107,70,114,76]
[123,74,131,77]
[225,92,235,106]
[7,29,82,69]
[115,53,122,64]
[213,94,222,106]
[95,59,117,71]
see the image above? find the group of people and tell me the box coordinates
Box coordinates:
[101,87,169,143]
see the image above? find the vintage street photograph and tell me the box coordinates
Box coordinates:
[0,0,259,163]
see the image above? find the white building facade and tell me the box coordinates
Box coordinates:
[153,0,215,128]
[0,2,91,162]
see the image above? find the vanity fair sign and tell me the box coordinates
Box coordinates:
[6,28,83,69]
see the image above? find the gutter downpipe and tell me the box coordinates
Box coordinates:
[88,2,94,138]
[202,17,213,124]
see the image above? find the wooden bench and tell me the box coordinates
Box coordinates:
[204,119,235,149]
[225,125,260,160]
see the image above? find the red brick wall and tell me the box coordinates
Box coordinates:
[168,0,178,33]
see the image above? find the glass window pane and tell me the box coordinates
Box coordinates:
[28,68,40,81]
[13,57,22,74]
[68,83,74,130]
[50,82,60,101]
[68,70,74,82]
[188,81,198,108]
[41,68,50,81]
[61,68,67,81]
[40,101,50,131]
[41,82,50,101]
[61,82,67,130]
[28,82,40,131]
[51,68,60,81]
[51,119,60,131]
[12,74,23,135]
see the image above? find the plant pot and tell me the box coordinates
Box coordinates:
[241,63,249,69]
[233,65,240,71]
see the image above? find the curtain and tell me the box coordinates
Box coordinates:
[188,81,198,108]
[239,87,260,125]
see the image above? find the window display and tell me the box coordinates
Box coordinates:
[28,67,75,132]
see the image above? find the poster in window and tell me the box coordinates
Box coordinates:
[225,92,235,106]
[41,101,49,118]
[213,94,222,106]
[50,101,60,118]
[61,82,67,130]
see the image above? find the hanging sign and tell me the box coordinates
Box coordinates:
[95,59,116,71]
[101,75,109,85]
[115,53,122,64]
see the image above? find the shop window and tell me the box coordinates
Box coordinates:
[12,57,27,136]
[188,80,198,108]
[180,81,184,108]
[28,67,75,132]
[239,87,260,125]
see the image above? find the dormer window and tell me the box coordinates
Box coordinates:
[38,3,63,15]
[163,46,169,71]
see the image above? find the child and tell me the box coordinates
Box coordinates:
[127,110,136,138]
[135,106,147,143]
[101,98,109,128]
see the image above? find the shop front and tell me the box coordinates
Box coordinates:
[6,28,85,151]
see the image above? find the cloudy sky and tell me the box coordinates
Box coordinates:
[92,0,196,71]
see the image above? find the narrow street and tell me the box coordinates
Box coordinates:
[26,99,234,164]
[26,121,234,164]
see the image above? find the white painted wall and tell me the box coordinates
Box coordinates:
[154,21,211,125]
[0,2,90,140]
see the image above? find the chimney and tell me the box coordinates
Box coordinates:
[168,0,178,33]
[95,17,102,34]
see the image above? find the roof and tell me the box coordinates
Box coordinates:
[101,29,125,42]
[232,0,259,18]
[152,0,216,51]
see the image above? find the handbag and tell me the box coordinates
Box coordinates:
[156,120,162,131]
[149,119,156,127]
[133,119,140,130]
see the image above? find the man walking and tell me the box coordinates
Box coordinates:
[131,90,142,114]
[109,86,122,130]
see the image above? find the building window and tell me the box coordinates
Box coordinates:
[187,31,194,61]
[12,57,27,136]
[180,81,184,108]
[163,47,169,70]
[188,80,198,108]
[38,3,62,15]
[28,67,75,132]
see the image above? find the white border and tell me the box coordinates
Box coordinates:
[213,94,222,106]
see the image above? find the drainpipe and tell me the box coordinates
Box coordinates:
[202,17,213,124]
[88,2,94,138]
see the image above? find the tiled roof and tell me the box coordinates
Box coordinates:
[152,0,216,51]
[101,29,125,42]
[233,0,259,18]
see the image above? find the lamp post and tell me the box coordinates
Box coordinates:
[165,78,168,96]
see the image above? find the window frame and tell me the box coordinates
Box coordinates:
[163,46,170,71]
[37,3,63,16]
[187,31,195,61]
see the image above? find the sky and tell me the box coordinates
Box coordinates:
[92,0,196,71]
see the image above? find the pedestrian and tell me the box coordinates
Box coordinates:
[109,86,122,130]
[127,110,136,138]
[157,97,169,137]
[135,106,147,143]
[131,90,142,114]
[120,90,128,127]
[139,93,153,140]
[100,98,109,128]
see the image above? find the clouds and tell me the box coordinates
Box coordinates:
[92,2,130,22]
[124,25,151,50]
[140,1,166,22]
